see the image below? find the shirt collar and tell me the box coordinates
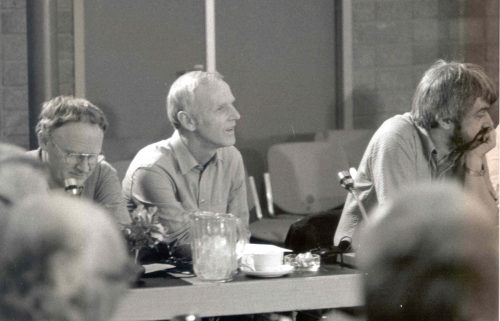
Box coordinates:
[409,114,437,162]
[170,130,222,175]
[408,114,458,178]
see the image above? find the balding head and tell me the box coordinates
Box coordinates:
[166,71,226,129]
[0,194,132,321]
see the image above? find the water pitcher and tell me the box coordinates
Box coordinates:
[191,211,244,282]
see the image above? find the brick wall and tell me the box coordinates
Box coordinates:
[0,0,28,147]
[351,0,499,128]
[0,0,74,148]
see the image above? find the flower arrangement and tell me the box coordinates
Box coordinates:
[122,203,167,263]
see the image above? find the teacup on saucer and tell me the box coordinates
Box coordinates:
[241,264,294,277]
[241,252,284,272]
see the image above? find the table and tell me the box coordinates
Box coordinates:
[111,263,363,321]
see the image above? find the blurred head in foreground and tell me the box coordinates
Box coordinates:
[0,194,134,321]
[0,143,49,209]
[358,182,498,321]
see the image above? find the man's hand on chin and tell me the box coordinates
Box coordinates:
[466,128,496,170]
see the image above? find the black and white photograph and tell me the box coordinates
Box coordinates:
[0,0,498,320]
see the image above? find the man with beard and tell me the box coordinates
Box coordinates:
[334,60,498,248]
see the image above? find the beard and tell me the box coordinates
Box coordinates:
[449,122,490,154]
[448,120,466,152]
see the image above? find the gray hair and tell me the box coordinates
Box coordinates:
[0,143,49,207]
[0,142,25,162]
[411,60,497,129]
[36,96,109,146]
[166,71,224,129]
[0,194,131,321]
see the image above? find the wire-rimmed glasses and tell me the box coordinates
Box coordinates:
[50,137,104,167]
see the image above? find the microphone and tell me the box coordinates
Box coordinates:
[338,170,355,190]
[64,178,83,196]
[338,238,351,252]
[338,168,369,221]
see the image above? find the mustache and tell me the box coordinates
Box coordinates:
[460,127,490,151]
[450,127,491,158]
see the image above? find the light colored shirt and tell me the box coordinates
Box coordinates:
[27,149,130,226]
[122,131,249,249]
[334,113,453,245]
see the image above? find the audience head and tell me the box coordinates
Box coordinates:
[35,96,108,187]
[0,143,49,208]
[0,142,25,162]
[411,60,497,131]
[358,182,498,321]
[0,193,134,321]
[166,71,240,149]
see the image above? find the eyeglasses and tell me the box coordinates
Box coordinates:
[50,137,104,166]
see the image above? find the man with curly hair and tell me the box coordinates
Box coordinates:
[28,95,130,225]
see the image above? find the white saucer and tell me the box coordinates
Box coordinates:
[240,265,294,278]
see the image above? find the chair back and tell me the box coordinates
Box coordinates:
[267,141,349,215]
[315,129,374,168]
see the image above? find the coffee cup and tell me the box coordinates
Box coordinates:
[242,252,283,271]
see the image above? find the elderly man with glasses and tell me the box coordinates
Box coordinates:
[27,95,130,225]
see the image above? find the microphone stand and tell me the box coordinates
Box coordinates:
[338,168,369,222]
[312,168,371,263]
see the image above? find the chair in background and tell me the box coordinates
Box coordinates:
[315,129,374,168]
[249,139,349,246]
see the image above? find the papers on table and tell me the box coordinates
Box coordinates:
[143,263,175,274]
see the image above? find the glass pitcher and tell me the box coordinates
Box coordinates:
[190,211,245,282]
